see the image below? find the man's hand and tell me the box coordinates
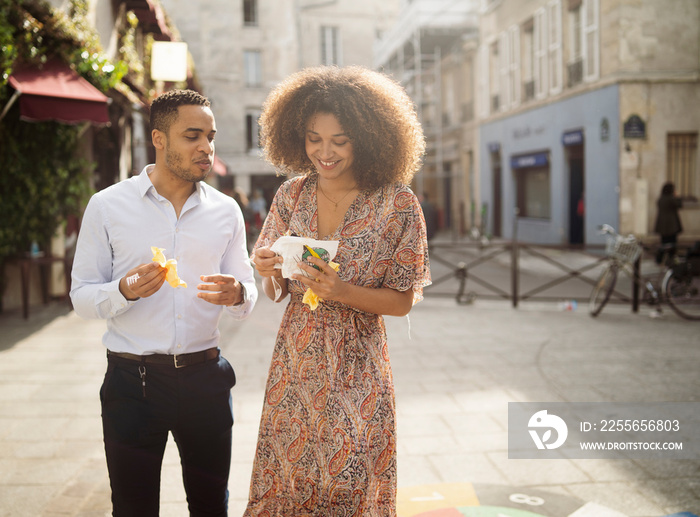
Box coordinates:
[119,262,167,300]
[197,274,244,306]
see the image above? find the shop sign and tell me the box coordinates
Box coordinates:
[510,152,549,169]
[623,114,646,139]
[562,129,584,146]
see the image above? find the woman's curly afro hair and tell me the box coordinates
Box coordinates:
[259,65,425,191]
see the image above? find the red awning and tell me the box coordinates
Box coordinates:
[212,155,229,176]
[8,60,110,125]
[125,0,173,41]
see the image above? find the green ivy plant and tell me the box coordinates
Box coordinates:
[0,0,131,308]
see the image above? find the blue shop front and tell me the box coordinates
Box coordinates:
[479,84,620,245]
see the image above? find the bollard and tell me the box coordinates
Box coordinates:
[511,209,519,308]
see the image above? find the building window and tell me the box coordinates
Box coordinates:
[567,1,584,87]
[547,0,562,94]
[516,166,551,219]
[443,69,456,127]
[243,0,258,26]
[508,25,520,107]
[461,53,475,121]
[244,50,262,87]
[667,133,698,197]
[320,26,340,65]
[522,18,535,102]
[533,8,548,99]
[478,44,490,118]
[583,0,599,81]
[245,109,261,153]
[489,40,501,112]
[498,32,509,110]
[568,0,598,85]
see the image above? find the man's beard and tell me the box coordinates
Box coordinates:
[165,145,210,182]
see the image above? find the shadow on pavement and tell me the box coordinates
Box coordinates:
[0,300,73,352]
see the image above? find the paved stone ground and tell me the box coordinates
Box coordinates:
[0,271,698,516]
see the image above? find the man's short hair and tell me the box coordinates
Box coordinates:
[150,89,210,135]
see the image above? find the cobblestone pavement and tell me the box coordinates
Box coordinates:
[0,275,698,516]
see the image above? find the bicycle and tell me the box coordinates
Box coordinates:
[664,243,700,320]
[588,224,700,320]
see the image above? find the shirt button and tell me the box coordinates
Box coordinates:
[177,314,182,319]
[177,344,182,349]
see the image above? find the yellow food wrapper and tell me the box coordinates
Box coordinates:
[302,261,339,310]
[151,247,187,288]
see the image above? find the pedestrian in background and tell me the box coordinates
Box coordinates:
[70,89,257,516]
[653,181,683,264]
[245,65,430,516]
[249,188,268,229]
[233,186,255,252]
[420,191,439,245]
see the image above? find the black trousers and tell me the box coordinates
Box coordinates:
[656,234,678,264]
[101,351,236,517]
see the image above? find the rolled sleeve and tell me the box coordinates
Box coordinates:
[70,196,134,320]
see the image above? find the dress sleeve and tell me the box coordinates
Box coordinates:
[382,188,432,304]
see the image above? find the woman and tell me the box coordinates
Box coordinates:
[653,181,683,263]
[245,66,430,516]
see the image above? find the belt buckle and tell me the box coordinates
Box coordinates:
[173,354,184,368]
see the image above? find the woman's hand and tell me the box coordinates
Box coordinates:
[251,246,283,278]
[294,256,346,301]
[294,256,414,316]
[252,246,288,302]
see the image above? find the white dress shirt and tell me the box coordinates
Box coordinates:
[70,165,258,355]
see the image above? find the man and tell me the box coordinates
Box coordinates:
[71,89,257,516]
[420,191,438,245]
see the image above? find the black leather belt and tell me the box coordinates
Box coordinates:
[107,348,219,368]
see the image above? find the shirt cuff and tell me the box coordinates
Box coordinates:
[229,283,247,307]
[106,280,136,317]
[225,281,256,319]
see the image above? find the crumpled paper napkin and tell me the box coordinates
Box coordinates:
[151,247,187,288]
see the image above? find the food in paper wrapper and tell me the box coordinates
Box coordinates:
[270,236,340,309]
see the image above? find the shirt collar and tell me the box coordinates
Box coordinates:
[136,164,207,202]
[137,164,156,198]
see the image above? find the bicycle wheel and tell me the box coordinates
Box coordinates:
[663,269,700,320]
[589,264,618,317]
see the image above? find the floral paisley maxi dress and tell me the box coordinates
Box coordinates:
[244,175,431,517]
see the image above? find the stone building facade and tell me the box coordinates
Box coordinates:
[376,0,699,245]
[476,0,699,244]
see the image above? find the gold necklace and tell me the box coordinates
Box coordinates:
[317,181,356,211]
